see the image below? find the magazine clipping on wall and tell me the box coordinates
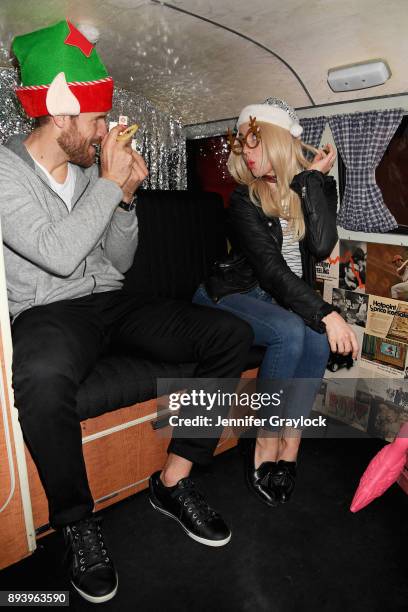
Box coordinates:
[367,397,408,442]
[360,294,408,378]
[315,376,408,440]
[365,294,408,344]
[366,243,408,300]
[361,333,407,378]
[364,377,408,410]
[332,288,368,327]
[313,239,408,438]
[315,240,340,302]
[317,385,371,433]
[338,240,367,294]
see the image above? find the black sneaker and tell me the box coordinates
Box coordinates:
[149,471,231,547]
[63,516,118,603]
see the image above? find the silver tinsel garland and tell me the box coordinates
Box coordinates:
[0,67,186,190]
[263,97,300,123]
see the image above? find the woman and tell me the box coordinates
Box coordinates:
[193,98,358,507]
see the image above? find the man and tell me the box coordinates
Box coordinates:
[339,259,358,291]
[1,21,253,603]
[391,254,408,300]
[354,294,367,326]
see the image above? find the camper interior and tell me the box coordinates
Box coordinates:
[0,2,407,610]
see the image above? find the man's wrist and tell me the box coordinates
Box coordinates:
[100,174,124,190]
[121,190,136,204]
[118,194,137,212]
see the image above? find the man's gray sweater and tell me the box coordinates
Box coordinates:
[0,134,138,318]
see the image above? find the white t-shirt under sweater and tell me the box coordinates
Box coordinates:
[279,218,303,277]
[34,160,77,212]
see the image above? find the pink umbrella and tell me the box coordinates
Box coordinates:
[350,422,408,513]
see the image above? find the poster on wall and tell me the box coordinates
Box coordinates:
[332,288,368,327]
[338,240,367,293]
[361,332,407,378]
[318,376,408,439]
[316,241,340,281]
[366,243,408,301]
[315,277,336,302]
[315,241,340,302]
[323,279,338,303]
[319,382,371,432]
[367,398,408,442]
[365,295,408,344]
[364,377,408,409]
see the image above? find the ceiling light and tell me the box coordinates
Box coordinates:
[327,60,391,92]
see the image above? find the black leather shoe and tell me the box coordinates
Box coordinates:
[63,517,118,603]
[272,460,297,503]
[149,471,231,547]
[239,436,279,507]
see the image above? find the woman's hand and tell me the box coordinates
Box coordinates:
[309,143,336,175]
[322,311,359,359]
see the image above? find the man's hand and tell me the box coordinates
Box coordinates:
[121,150,149,203]
[322,310,359,359]
[309,143,336,175]
[100,126,133,188]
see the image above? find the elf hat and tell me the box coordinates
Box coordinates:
[237,97,303,138]
[12,19,113,118]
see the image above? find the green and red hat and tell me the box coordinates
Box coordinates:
[12,19,113,117]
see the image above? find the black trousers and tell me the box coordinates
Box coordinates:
[12,291,253,528]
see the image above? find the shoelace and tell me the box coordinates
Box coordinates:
[176,482,218,526]
[70,518,111,572]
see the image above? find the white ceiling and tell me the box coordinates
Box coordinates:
[0,0,407,124]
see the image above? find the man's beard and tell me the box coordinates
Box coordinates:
[57,122,96,167]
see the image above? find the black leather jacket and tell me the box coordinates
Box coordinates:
[206,170,339,333]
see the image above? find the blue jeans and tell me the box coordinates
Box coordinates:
[193,284,330,423]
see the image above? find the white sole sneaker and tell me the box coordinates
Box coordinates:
[71,573,118,604]
[149,498,231,547]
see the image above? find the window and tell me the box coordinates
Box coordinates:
[338,114,408,233]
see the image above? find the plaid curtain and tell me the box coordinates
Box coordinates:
[328,109,404,232]
[300,116,327,148]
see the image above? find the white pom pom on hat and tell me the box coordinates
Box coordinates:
[76,23,100,44]
[289,122,303,138]
[237,98,303,139]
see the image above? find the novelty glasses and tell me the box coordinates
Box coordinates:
[227,116,261,155]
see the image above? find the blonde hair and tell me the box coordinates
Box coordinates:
[227,122,318,241]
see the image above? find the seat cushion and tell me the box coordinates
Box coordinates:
[76,346,265,421]
[76,355,196,420]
